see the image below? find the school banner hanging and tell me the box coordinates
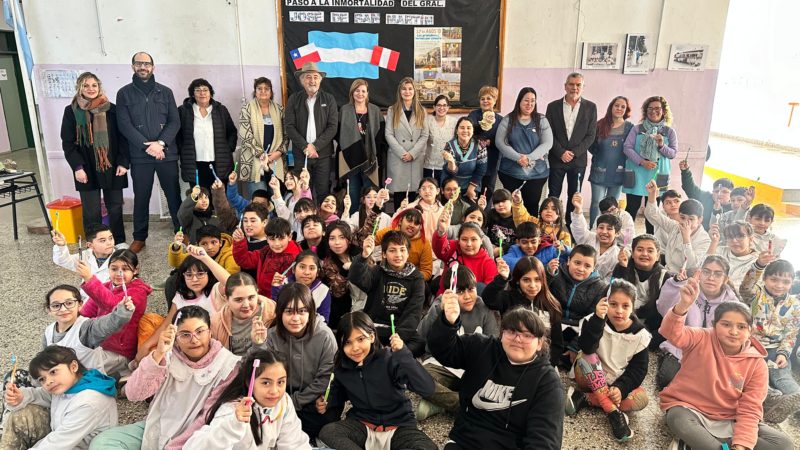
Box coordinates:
[278,0,503,109]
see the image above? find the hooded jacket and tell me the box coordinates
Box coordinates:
[232,239,301,298]
[547,263,607,327]
[177,195,223,244]
[265,315,337,410]
[659,308,768,450]
[428,312,564,449]
[656,277,739,360]
[326,345,434,428]
[432,231,498,294]
[168,233,240,274]
[272,276,331,322]
[80,276,152,360]
[349,255,426,356]
[210,299,276,356]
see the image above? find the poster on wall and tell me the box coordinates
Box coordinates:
[623,34,652,74]
[668,44,708,71]
[278,0,503,109]
[581,42,620,70]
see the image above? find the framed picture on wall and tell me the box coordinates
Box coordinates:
[623,34,652,74]
[668,44,709,71]
[581,42,620,70]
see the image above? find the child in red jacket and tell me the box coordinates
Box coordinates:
[432,208,497,295]
[232,217,300,298]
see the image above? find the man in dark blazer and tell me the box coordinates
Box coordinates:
[285,62,338,198]
[545,72,597,227]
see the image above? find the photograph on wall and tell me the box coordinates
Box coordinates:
[581,42,620,70]
[623,34,652,74]
[413,27,462,102]
[668,44,708,71]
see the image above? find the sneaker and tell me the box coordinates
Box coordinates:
[115,242,130,250]
[763,391,800,423]
[565,386,588,415]
[668,438,692,450]
[607,409,633,442]
[415,399,444,421]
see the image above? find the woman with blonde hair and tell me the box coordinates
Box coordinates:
[237,77,288,197]
[338,78,384,214]
[385,77,429,209]
[60,72,128,244]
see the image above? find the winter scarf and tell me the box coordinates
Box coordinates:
[239,99,284,183]
[73,95,112,171]
[638,118,665,162]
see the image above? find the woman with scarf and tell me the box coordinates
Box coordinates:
[237,77,288,197]
[338,78,383,215]
[621,96,678,234]
[60,72,128,245]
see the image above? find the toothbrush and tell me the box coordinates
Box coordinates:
[246,359,261,406]
[323,373,334,402]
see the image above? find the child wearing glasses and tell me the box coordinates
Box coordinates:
[263,283,337,443]
[75,249,150,378]
[43,285,134,373]
[90,305,240,450]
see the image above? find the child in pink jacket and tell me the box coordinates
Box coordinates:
[659,273,792,450]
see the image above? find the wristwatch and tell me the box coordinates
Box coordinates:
[158,140,165,147]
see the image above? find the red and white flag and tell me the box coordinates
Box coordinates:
[370,45,400,71]
[290,43,321,69]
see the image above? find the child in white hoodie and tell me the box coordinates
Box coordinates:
[52,224,116,298]
[185,349,312,450]
[2,346,118,449]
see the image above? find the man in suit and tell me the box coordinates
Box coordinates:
[285,62,338,198]
[545,72,597,227]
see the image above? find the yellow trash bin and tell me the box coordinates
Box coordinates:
[47,197,84,244]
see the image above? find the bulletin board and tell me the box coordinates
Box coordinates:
[277,0,505,110]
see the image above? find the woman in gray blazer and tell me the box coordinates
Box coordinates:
[385,77,430,209]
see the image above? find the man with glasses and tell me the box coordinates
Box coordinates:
[116,51,182,253]
[545,72,597,227]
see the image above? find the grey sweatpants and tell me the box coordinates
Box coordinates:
[665,406,793,450]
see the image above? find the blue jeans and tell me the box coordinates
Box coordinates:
[346,170,375,215]
[589,183,622,225]
[767,347,800,395]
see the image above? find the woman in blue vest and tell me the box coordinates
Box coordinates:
[495,87,553,215]
[587,96,633,225]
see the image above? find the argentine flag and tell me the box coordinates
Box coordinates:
[308,31,379,79]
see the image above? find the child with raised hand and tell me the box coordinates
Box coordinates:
[211,272,276,357]
[485,188,517,257]
[659,275,793,450]
[76,249,150,377]
[345,185,392,252]
[43,285,134,372]
[654,189,682,255]
[428,302,564,449]
[513,192,573,258]
[679,157,734,229]
[178,185,222,244]
[319,221,365,328]
[183,349,312,450]
[90,305,240,450]
[566,279,651,443]
[415,265,499,420]
[716,186,754,240]
[375,207,433,281]
[612,234,672,350]
[747,204,788,255]
[740,258,800,422]
[593,196,635,248]
[445,204,494,255]
[707,221,760,291]
[317,311,437,450]
[350,231,427,357]
[299,215,325,252]
[656,255,740,390]
[440,177,474,225]
[570,192,621,280]
[546,244,607,365]
[2,346,118,450]
[269,167,312,219]
[229,167,286,215]
[394,177,445,243]
[644,179,711,273]
[433,207,497,294]
[136,245,229,362]
[264,283,337,442]
[52,223,116,298]
[272,250,332,322]
[168,224,239,273]
[502,221,541,271]
[484,256,564,366]
[233,217,301,298]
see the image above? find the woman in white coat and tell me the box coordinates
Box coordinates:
[385,77,429,210]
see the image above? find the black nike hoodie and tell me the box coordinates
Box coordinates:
[428,312,564,449]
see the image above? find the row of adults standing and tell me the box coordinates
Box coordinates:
[61,53,678,253]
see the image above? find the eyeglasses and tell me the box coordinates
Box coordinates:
[502,329,537,343]
[133,61,153,68]
[283,307,310,316]
[701,269,726,279]
[647,107,663,112]
[49,299,79,311]
[183,271,208,280]
[176,328,210,343]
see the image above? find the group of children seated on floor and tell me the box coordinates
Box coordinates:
[1,165,798,450]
